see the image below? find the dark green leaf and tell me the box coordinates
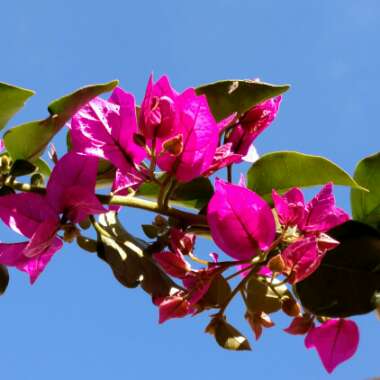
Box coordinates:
[196,79,289,121]
[96,159,116,188]
[296,221,380,317]
[142,224,159,239]
[77,236,97,253]
[4,80,119,162]
[351,152,380,227]
[201,274,232,308]
[206,317,251,351]
[10,159,36,177]
[138,176,213,210]
[0,265,9,295]
[246,277,282,314]
[0,186,15,196]
[0,82,34,130]
[172,177,214,209]
[247,151,366,200]
[96,212,178,297]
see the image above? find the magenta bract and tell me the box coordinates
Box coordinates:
[207,179,275,260]
[47,152,105,222]
[157,89,219,182]
[158,294,193,324]
[273,184,350,233]
[281,236,321,284]
[303,183,350,232]
[305,319,359,373]
[153,251,191,279]
[272,187,306,227]
[284,315,315,335]
[140,74,179,140]
[227,96,281,156]
[70,87,146,178]
[0,193,62,283]
[202,143,242,177]
[0,152,105,283]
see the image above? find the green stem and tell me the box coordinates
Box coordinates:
[227,165,232,183]
[163,177,177,209]
[149,136,157,174]
[9,180,208,227]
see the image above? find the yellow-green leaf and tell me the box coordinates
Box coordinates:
[0,82,34,130]
[248,151,366,200]
[4,80,119,161]
[351,152,380,227]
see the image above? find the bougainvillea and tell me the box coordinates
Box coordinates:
[0,76,379,373]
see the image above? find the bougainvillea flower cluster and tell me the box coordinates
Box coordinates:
[0,75,370,374]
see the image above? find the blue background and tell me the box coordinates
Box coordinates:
[1,1,379,379]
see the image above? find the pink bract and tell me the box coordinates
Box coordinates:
[0,193,62,283]
[46,152,105,222]
[272,187,305,227]
[202,143,242,177]
[158,294,193,324]
[305,319,359,373]
[140,74,179,140]
[227,96,281,156]
[273,183,350,233]
[0,240,62,284]
[70,87,146,177]
[157,88,219,183]
[207,179,275,260]
[281,236,321,284]
[284,315,315,335]
[303,183,350,232]
[153,251,191,279]
[0,152,105,283]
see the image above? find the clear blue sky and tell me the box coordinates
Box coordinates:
[1,1,379,379]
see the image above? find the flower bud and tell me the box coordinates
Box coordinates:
[62,224,80,243]
[162,134,183,156]
[154,215,167,228]
[268,254,285,273]
[282,296,301,317]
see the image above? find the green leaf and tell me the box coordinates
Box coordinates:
[206,317,251,351]
[196,79,289,121]
[0,265,9,295]
[76,236,98,253]
[351,152,380,227]
[0,82,34,130]
[9,159,36,177]
[96,159,116,188]
[4,119,59,161]
[296,221,380,317]
[96,212,178,297]
[0,186,15,196]
[200,274,232,309]
[247,151,366,200]
[137,176,213,210]
[142,224,159,239]
[34,158,51,176]
[246,277,282,314]
[4,80,119,162]
[48,80,118,117]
